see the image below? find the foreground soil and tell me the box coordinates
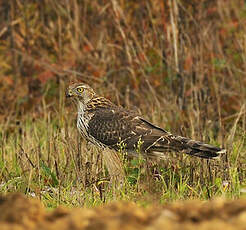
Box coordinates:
[1,193,246,230]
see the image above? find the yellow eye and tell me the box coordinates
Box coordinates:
[77,88,83,93]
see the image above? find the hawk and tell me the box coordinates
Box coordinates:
[66,83,226,159]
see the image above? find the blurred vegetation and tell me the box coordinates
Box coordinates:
[0,0,246,207]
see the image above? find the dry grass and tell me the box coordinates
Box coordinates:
[0,0,246,208]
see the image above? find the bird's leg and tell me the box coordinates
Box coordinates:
[102,148,125,193]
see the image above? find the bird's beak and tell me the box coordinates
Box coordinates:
[66,89,73,98]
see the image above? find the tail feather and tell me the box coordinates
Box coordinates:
[174,136,226,159]
[147,134,226,159]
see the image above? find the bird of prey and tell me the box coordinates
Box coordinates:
[66,83,226,159]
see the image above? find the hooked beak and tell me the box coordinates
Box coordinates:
[66,89,73,98]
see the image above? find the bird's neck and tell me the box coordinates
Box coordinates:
[77,93,98,114]
[77,95,116,115]
[77,101,86,115]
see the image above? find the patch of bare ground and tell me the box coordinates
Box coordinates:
[1,193,246,230]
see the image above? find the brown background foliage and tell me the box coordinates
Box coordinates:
[0,0,246,143]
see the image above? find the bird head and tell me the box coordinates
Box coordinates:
[66,83,96,104]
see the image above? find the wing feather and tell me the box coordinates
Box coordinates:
[87,107,169,152]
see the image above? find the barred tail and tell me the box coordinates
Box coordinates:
[147,134,226,159]
[173,135,226,159]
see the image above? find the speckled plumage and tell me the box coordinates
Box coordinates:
[66,83,226,159]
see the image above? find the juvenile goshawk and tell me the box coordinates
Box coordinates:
[66,83,226,159]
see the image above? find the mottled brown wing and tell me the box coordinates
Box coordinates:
[87,107,168,152]
[88,107,178,153]
[88,107,137,147]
